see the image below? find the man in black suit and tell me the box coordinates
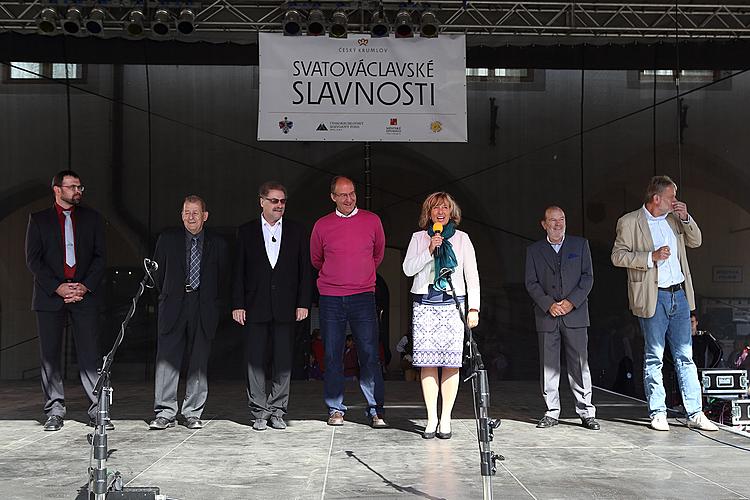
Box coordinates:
[25,170,107,431]
[232,181,311,431]
[149,195,228,430]
[525,206,599,430]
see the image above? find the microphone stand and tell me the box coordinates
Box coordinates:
[85,259,157,500]
[440,268,502,500]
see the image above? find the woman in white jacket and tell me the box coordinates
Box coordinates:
[402,192,480,439]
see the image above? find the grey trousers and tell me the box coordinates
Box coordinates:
[36,307,100,420]
[244,321,294,420]
[539,324,595,419]
[154,292,212,420]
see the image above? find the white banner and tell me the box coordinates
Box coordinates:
[258,33,467,142]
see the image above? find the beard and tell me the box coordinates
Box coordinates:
[61,194,81,206]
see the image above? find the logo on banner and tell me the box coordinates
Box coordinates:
[357,38,368,46]
[278,117,294,134]
[386,118,401,136]
[430,121,443,133]
[316,123,328,131]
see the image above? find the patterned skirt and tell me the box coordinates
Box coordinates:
[412,299,465,368]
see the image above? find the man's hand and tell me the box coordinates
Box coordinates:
[672,200,689,221]
[548,303,565,317]
[232,309,246,326]
[57,283,86,303]
[558,299,574,315]
[296,308,309,322]
[467,310,479,328]
[652,245,671,263]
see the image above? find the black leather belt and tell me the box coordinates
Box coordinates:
[185,284,198,293]
[658,282,683,293]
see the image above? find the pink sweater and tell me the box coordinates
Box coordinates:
[310,210,385,296]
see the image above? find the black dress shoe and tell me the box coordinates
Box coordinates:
[88,419,115,431]
[581,417,601,430]
[536,416,559,428]
[43,415,64,431]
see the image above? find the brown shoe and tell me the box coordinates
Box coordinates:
[327,411,344,426]
[370,414,388,428]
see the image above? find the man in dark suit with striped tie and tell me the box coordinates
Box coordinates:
[149,195,228,430]
[25,170,107,431]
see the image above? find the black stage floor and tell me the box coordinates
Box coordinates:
[1,380,749,500]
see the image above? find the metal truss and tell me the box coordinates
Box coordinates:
[2,1,750,40]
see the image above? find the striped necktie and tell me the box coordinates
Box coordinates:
[188,236,201,289]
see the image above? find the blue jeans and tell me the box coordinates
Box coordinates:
[319,292,384,418]
[639,289,702,418]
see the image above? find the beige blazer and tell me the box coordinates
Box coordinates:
[611,207,701,318]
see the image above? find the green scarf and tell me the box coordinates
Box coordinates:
[427,220,458,292]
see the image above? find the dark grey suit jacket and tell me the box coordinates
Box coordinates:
[25,205,106,312]
[525,235,593,332]
[152,227,229,337]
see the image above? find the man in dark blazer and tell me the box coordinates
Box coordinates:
[25,170,107,431]
[232,181,311,431]
[525,206,599,430]
[149,195,228,430]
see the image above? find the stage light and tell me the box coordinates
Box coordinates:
[330,10,347,38]
[177,9,195,35]
[62,6,83,35]
[370,11,389,38]
[85,8,105,35]
[420,11,439,38]
[124,9,145,37]
[395,11,413,38]
[152,9,171,37]
[307,9,325,36]
[37,7,58,34]
[282,9,302,36]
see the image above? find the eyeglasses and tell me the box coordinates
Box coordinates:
[60,184,85,192]
[262,197,287,205]
[333,191,356,200]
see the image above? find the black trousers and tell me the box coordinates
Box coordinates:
[244,320,294,420]
[154,292,212,420]
[36,306,100,420]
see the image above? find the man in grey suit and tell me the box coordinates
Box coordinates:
[525,206,599,430]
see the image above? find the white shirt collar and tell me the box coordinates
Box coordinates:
[642,205,668,222]
[335,207,359,218]
[546,234,565,246]
[261,214,283,228]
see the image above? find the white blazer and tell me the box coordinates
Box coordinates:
[402,229,480,310]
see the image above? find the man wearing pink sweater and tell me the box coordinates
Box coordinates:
[310,176,387,428]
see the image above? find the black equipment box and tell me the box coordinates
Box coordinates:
[76,486,161,499]
[700,369,748,395]
[731,399,750,426]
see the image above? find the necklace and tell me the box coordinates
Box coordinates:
[268,223,280,243]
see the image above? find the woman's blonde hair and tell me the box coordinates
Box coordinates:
[418,192,461,230]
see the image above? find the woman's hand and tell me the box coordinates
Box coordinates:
[467,310,479,328]
[428,233,444,254]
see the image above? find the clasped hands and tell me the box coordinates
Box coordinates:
[232,307,309,326]
[56,282,88,303]
[548,299,574,317]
